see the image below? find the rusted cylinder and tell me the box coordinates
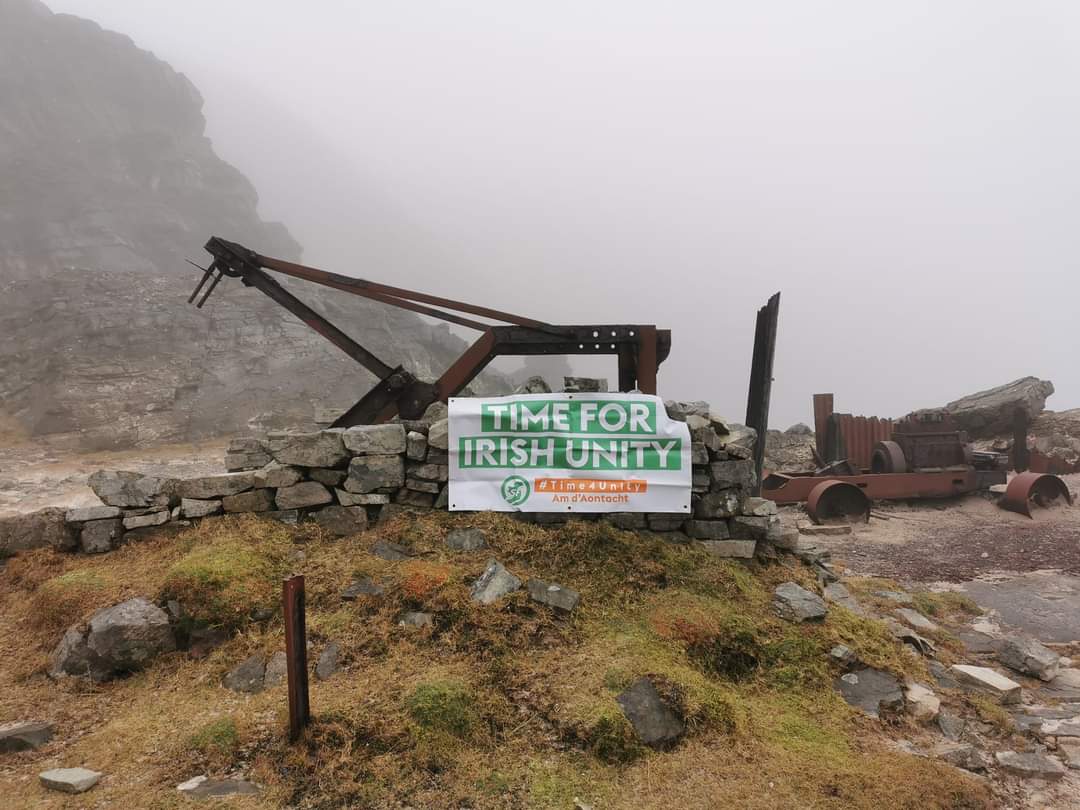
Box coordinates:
[807,479,871,525]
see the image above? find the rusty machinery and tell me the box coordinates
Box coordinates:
[188,237,670,425]
[761,402,1068,523]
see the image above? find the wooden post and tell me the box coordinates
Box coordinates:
[745,293,781,496]
[283,575,310,741]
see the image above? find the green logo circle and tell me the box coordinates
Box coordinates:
[501,475,530,507]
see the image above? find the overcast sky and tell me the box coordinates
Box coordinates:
[50,0,1080,427]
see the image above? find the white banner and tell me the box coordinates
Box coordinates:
[447,393,691,513]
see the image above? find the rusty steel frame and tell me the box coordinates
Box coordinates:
[283,575,310,742]
[194,237,671,425]
[763,469,979,505]
[1000,471,1074,518]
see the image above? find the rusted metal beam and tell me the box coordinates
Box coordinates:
[636,325,658,395]
[283,575,310,742]
[434,330,499,400]
[745,293,780,495]
[812,394,833,459]
[763,469,978,504]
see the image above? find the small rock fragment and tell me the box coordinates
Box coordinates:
[894,608,939,633]
[933,742,988,772]
[834,668,905,718]
[446,527,487,551]
[275,481,332,510]
[526,579,580,613]
[177,775,261,798]
[949,665,1022,704]
[904,682,941,723]
[471,559,522,604]
[341,577,385,600]
[829,644,858,667]
[223,654,265,694]
[616,677,685,749]
[0,721,54,752]
[371,540,413,561]
[315,643,340,681]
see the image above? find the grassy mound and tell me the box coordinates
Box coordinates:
[0,511,992,809]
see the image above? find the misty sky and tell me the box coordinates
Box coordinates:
[50,1,1080,428]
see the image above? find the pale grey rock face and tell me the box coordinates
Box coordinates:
[0,508,76,554]
[267,431,349,468]
[307,505,367,537]
[66,506,122,523]
[50,597,175,682]
[994,751,1066,780]
[427,419,450,451]
[446,528,487,551]
[223,654,266,694]
[335,490,389,506]
[263,651,288,687]
[943,376,1055,438]
[0,721,54,752]
[122,510,170,530]
[180,498,222,518]
[694,490,741,519]
[834,668,904,717]
[79,518,124,553]
[253,463,304,489]
[406,431,428,461]
[174,472,254,500]
[221,489,275,513]
[997,635,1061,682]
[343,424,407,456]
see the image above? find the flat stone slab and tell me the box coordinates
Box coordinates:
[933,742,988,772]
[773,582,827,622]
[894,608,939,633]
[994,751,1066,780]
[0,721,54,752]
[253,463,304,489]
[904,682,940,723]
[174,472,255,500]
[79,518,123,553]
[1041,668,1080,700]
[180,498,221,519]
[267,430,349,468]
[699,539,756,558]
[177,775,261,798]
[65,506,121,523]
[798,523,851,536]
[39,767,102,793]
[343,424,406,455]
[526,579,580,613]
[1060,741,1080,770]
[834,668,904,717]
[949,665,1022,704]
[960,572,1080,644]
[223,653,265,694]
[616,677,685,749]
[336,490,390,506]
[471,559,522,604]
[221,489,275,514]
[344,454,405,493]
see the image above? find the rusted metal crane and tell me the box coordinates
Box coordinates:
[188,237,671,426]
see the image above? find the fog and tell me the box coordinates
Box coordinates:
[50,0,1080,427]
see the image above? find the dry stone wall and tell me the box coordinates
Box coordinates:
[2,400,774,560]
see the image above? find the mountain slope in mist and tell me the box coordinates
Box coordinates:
[0,0,489,449]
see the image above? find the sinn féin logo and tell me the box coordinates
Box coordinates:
[500,475,530,506]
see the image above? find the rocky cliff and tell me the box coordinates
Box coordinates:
[0,0,489,450]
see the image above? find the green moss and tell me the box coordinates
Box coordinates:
[526,758,608,810]
[406,680,476,738]
[188,717,239,756]
[578,700,645,763]
[161,528,290,630]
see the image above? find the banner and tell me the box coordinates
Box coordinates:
[447,393,691,513]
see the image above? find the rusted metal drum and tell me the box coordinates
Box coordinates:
[1000,472,1074,518]
[871,440,907,474]
[807,479,871,525]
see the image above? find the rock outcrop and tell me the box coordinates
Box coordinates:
[944,377,1055,439]
[0,0,499,451]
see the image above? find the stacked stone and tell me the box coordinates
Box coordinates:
[66,418,454,552]
[614,400,775,559]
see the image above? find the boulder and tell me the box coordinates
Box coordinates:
[49,597,175,682]
[526,579,580,613]
[949,665,1022,704]
[427,419,449,451]
[764,428,817,473]
[343,424,407,455]
[835,668,905,717]
[252,463,304,489]
[87,470,173,508]
[275,481,332,510]
[997,635,1061,682]
[343,455,405,493]
[0,721,54,752]
[994,751,1066,780]
[39,767,102,794]
[471,560,522,604]
[1,508,76,554]
[307,505,367,537]
[79,518,124,553]
[223,654,266,693]
[616,677,685,749]
[174,472,255,500]
[773,582,827,622]
[943,377,1054,438]
[446,527,487,551]
[267,430,349,468]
